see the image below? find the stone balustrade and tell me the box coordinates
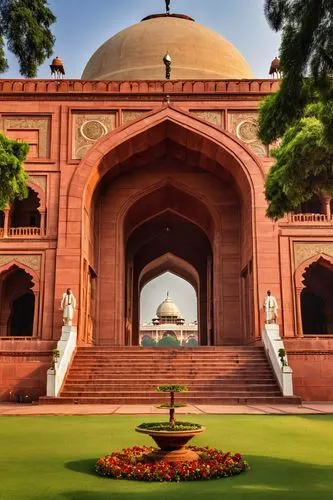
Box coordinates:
[0,226,43,237]
[283,213,333,224]
[262,323,294,397]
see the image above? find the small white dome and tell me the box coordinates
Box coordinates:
[156,293,181,318]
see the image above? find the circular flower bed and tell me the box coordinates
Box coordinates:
[96,445,249,481]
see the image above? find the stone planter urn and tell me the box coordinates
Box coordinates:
[136,384,205,462]
[136,425,205,462]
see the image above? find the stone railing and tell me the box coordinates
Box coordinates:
[0,228,3,237]
[283,213,333,224]
[262,323,294,396]
[46,326,77,397]
[7,227,42,237]
[0,78,280,96]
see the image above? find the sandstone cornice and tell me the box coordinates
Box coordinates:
[0,78,280,98]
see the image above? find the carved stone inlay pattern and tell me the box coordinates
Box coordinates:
[2,116,50,158]
[229,112,267,158]
[236,120,258,142]
[29,175,46,192]
[81,120,107,141]
[0,254,41,272]
[294,242,333,269]
[122,110,150,124]
[73,113,116,160]
[190,110,223,127]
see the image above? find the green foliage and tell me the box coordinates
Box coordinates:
[157,335,180,347]
[278,348,288,367]
[186,337,198,347]
[259,0,333,143]
[265,102,333,219]
[157,403,187,409]
[136,421,202,432]
[0,133,29,210]
[0,0,56,77]
[141,336,156,347]
[156,384,188,393]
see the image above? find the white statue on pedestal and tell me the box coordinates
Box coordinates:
[61,288,76,326]
[263,290,278,324]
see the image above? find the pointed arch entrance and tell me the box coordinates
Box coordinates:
[299,257,333,334]
[63,106,267,345]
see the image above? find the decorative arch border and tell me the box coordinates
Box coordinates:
[295,253,333,291]
[139,253,200,293]
[122,178,218,245]
[67,104,265,211]
[26,180,46,212]
[0,259,40,292]
[294,253,333,335]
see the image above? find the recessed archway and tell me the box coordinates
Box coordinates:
[72,107,263,345]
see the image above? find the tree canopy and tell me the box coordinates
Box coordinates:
[259,0,333,219]
[0,133,29,210]
[259,0,333,144]
[265,103,333,219]
[0,0,56,78]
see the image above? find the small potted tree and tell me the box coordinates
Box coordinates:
[136,384,205,462]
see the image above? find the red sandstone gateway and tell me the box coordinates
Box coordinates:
[0,9,332,404]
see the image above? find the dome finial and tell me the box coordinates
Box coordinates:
[167,291,169,298]
[165,0,171,15]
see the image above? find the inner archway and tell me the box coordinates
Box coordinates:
[140,272,198,347]
[301,258,333,334]
[125,197,213,346]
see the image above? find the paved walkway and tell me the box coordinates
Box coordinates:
[0,403,332,416]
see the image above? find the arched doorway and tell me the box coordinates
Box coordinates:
[69,108,264,346]
[0,267,36,337]
[300,258,333,334]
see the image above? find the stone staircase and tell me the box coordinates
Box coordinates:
[40,346,301,404]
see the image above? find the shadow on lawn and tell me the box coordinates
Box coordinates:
[65,458,97,477]
[63,455,333,500]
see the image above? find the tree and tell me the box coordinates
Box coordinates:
[259,0,333,144]
[265,102,333,219]
[0,0,56,78]
[157,335,180,347]
[0,133,29,210]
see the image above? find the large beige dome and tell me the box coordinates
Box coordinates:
[81,14,253,80]
[156,294,181,319]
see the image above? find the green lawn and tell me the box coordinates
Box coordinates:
[0,415,332,500]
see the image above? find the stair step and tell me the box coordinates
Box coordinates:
[40,345,301,405]
[40,395,301,405]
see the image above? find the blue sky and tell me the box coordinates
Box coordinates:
[3,0,280,79]
[2,1,280,323]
